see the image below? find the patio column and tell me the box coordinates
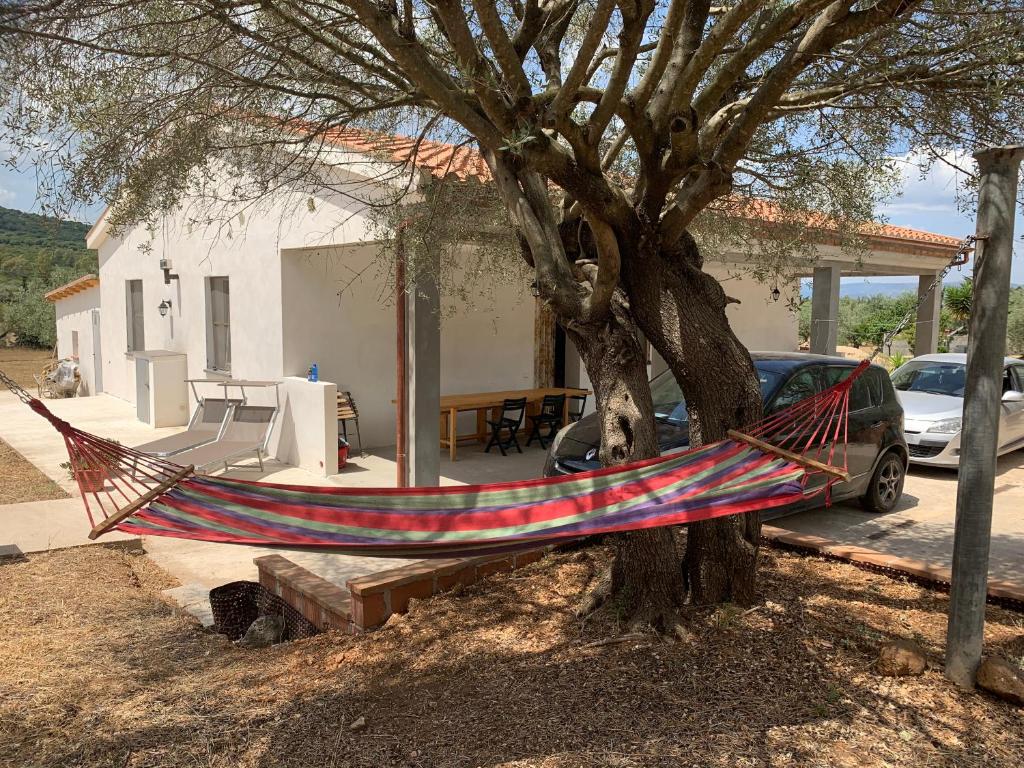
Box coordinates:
[809,265,841,355]
[404,252,441,486]
[914,273,942,356]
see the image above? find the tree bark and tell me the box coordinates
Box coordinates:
[565,290,686,627]
[623,231,764,605]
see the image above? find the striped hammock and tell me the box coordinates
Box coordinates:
[0,362,866,558]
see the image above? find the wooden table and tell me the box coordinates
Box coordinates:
[439,387,589,461]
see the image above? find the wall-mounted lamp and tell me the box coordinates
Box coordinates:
[770,286,781,303]
[159,258,180,286]
[158,299,173,317]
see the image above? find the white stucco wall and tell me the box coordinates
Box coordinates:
[280,243,535,449]
[708,263,799,352]
[54,286,101,396]
[269,377,338,476]
[93,164,387,406]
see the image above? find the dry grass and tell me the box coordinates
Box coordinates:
[0,345,54,390]
[1,544,1022,768]
[0,437,68,504]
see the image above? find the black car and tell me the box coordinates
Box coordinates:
[543,352,909,516]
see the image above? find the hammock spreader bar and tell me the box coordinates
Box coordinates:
[0,362,869,556]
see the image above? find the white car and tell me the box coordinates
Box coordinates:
[891,353,1024,467]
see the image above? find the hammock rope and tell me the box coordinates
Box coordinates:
[0,362,869,557]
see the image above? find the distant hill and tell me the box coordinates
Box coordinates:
[0,206,96,294]
[0,206,97,346]
[0,206,91,248]
[800,278,1021,301]
[800,280,966,300]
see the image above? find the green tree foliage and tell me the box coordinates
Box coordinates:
[799,283,1022,355]
[944,279,973,326]
[0,267,82,346]
[0,206,96,345]
[1008,288,1024,355]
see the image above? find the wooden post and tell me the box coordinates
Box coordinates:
[945,145,1024,689]
[534,298,556,388]
[395,233,408,487]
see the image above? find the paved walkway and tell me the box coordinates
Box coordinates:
[0,497,137,557]
[781,451,1024,584]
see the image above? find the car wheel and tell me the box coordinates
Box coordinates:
[859,451,905,513]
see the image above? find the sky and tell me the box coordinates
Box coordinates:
[2,145,1022,288]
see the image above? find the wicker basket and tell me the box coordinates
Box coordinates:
[209,580,319,642]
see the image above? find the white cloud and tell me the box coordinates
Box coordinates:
[0,186,14,204]
[879,149,974,223]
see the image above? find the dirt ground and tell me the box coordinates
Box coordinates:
[0,345,54,390]
[0,543,1022,768]
[0,437,68,504]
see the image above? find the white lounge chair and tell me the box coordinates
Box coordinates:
[169,404,278,473]
[133,397,241,457]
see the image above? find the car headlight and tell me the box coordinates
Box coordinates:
[926,418,962,434]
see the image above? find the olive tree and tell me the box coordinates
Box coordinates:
[2,0,1023,625]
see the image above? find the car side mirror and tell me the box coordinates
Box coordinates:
[1002,390,1024,403]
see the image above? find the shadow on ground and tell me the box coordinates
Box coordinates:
[1,541,1022,768]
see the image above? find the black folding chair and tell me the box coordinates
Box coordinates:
[527,393,566,449]
[568,394,587,423]
[484,397,528,456]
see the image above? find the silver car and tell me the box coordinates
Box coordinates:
[891,353,1024,467]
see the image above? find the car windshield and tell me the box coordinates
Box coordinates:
[891,361,967,397]
[650,366,785,424]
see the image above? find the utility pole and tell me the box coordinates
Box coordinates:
[945,145,1024,688]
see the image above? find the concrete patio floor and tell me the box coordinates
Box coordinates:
[0,391,549,623]
[782,451,1024,584]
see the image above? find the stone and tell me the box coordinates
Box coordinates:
[876,639,927,676]
[238,615,286,649]
[976,656,1024,706]
[349,716,367,732]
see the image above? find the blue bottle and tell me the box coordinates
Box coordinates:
[310,362,319,382]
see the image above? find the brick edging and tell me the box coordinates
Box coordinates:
[255,547,548,633]
[761,525,1024,609]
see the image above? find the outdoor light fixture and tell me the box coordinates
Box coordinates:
[530,280,541,298]
[158,299,172,317]
[770,286,781,302]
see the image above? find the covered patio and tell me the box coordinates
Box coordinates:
[801,229,965,356]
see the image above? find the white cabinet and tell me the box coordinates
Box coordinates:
[134,350,188,427]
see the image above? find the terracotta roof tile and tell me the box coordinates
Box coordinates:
[44,274,99,303]
[321,128,491,182]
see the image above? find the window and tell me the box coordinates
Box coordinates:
[821,365,874,411]
[1007,365,1024,393]
[769,368,818,412]
[126,279,145,353]
[892,360,966,397]
[71,330,79,361]
[206,276,231,372]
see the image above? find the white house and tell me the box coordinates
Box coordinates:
[46,131,963,480]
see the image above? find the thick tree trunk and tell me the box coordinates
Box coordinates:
[623,233,764,605]
[565,292,685,627]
